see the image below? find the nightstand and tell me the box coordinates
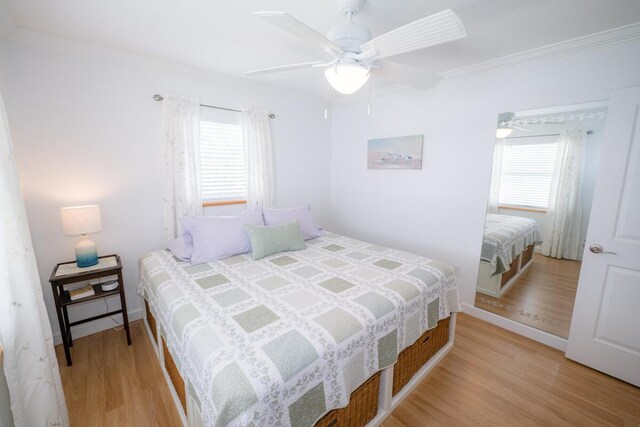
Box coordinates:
[49,254,132,366]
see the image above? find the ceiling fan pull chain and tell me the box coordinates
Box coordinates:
[324,82,332,119]
[367,77,372,115]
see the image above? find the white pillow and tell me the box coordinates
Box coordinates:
[262,205,322,240]
[181,208,264,264]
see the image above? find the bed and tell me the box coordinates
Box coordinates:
[138,231,460,427]
[477,213,540,297]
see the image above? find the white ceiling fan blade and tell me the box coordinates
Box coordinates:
[359,9,467,60]
[376,61,442,91]
[245,61,324,76]
[254,11,343,58]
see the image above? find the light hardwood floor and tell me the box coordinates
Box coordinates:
[475,253,581,337]
[56,314,640,427]
[55,321,183,426]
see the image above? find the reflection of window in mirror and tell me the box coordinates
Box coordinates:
[492,139,558,211]
[476,101,608,339]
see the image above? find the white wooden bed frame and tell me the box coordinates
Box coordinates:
[476,244,535,298]
[142,305,457,427]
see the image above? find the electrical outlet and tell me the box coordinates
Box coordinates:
[452,265,462,277]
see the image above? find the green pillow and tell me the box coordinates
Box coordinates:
[245,220,306,260]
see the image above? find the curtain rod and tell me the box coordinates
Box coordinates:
[504,130,593,139]
[152,94,275,119]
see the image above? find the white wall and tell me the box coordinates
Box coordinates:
[3,39,332,342]
[330,40,640,306]
[0,37,10,105]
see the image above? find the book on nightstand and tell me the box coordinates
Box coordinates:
[69,284,95,301]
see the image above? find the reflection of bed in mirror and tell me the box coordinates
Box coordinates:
[477,213,540,297]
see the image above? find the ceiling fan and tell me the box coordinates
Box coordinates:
[245,0,468,95]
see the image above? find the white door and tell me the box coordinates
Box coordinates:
[566,86,640,387]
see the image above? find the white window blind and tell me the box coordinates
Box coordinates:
[498,141,558,209]
[200,120,246,202]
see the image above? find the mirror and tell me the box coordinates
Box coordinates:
[474,101,609,338]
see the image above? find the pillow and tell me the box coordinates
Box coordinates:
[166,235,193,261]
[245,220,306,261]
[262,205,322,240]
[181,208,264,264]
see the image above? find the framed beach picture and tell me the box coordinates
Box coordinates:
[367,135,424,170]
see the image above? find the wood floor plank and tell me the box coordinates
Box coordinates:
[475,253,581,337]
[56,314,640,426]
[383,314,640,427]
[56,321,182,427]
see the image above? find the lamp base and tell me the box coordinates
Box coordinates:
[75,236,99,268]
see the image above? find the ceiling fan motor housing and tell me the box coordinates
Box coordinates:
[327,23,372,53]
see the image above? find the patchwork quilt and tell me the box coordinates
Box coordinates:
[481,214,541,275]
[138,232,460,427]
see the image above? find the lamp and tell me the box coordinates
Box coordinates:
[324,61,370,95]
[60,205,102,267]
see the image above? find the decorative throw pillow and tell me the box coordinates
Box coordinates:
[262,205,323,240]
[245,220,306,260]
[181,208,264,264]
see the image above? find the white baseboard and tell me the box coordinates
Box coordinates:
[462,303,567,352]
[52,307,143,345]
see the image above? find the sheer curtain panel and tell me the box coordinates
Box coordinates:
[0,93,69,426]
[161,94,202,242]
[541,129,587,259]
[242,109,275,208]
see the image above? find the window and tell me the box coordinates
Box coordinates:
[199,120,247,204]
[498,141,558,210]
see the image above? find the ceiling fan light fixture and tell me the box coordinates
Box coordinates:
[324,63,370,95]
[496,127,514,139]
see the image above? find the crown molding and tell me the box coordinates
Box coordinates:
[333,22,640,105]
[442,21,640,81]
[0,0,16,38]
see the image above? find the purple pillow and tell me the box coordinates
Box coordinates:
[181,208,264,264]
[166,235,193,261]
[262,205,322,240]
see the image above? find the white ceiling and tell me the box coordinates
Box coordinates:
[5,0,640,98]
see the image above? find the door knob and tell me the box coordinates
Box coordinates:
[589,244,616,255]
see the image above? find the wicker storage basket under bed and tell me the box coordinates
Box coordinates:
[145,299,157,342]
[315,371,381,427]
[392,316,450,396]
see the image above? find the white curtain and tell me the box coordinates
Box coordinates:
[541,129,587,259]
[161,94,202,242]
[0,95,69,425]
[487,140,504,213]
[242,109,275,208]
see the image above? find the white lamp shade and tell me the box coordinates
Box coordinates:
[496,128,514,139]
[60,205,102,235]
[324,63,370,95]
